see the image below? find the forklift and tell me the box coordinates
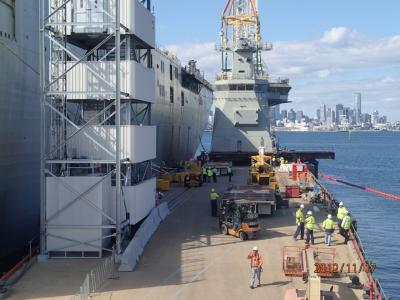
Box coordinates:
[219,198,260,241]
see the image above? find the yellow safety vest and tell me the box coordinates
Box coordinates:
[207,169,213,176]
[337,207,347,219]
[296,209,305,223]
[202,168,207,175]
[212,168,217,174]
[342,215,352,230]
[305,216,315,230]
[210,192,219,201]
[322,219,335,230]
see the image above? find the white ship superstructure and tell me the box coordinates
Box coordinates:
[152,51,213,165]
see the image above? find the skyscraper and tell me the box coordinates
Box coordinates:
[281,109,288,120]
[355,93,362,125]
[271,105,281,123]
[296,111,303,122]
[288,109,296,122]
[320,104,327,123]
[372,110,379,125]
[335,104,344,124]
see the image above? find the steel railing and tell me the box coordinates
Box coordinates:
[70,250,117,300]
[311,173,388,300]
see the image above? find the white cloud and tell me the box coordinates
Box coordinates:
[320,27,354,45]
[317,69,331,78]
[164,27,400,120]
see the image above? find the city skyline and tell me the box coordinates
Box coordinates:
[272,91,396,130]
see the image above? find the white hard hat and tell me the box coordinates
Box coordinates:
[252,246,258,251]
[300,204,305,209]
[339,202,343,206]
[307,211,312,215]
[328,214,332,219]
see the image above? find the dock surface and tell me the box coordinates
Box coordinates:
[9,168,366,300]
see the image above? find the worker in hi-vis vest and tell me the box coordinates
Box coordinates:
[293,204,305,240]
[210,188,219,217]
[228,166,233,182]
[322,214,335,246]
[247,246,263,289]
[305,211,315,245]
[207,168,213,183]
[340,210,352,244]
[336,202,347,229]
[212,167,218,183]
[202,166,207,183]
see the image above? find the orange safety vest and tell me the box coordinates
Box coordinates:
[247,252,263,268]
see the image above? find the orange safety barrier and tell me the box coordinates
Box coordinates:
[319,173,400,202]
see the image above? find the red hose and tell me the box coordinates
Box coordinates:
[0,255,30,282]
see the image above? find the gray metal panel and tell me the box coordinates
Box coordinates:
[211,83,274,153]
[0,0,40,264]
[234,109,258,126]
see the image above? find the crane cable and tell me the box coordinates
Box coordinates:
[319,173,400,202]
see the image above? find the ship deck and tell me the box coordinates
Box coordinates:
[9,167,368,300]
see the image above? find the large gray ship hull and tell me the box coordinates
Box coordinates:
[0,0,40,271]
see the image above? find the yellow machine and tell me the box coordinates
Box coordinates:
[183,161,203,187]
[248,147,277,189]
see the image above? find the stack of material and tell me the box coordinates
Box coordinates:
[174,172,185,183]
[156,179,170,191]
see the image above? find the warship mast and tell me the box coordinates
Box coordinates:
[211,0,290,160]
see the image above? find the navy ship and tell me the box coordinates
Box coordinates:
[0,0,212,271]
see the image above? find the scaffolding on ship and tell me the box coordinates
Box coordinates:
[39,0,156,258]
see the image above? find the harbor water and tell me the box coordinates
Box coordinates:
[199,130,400,299]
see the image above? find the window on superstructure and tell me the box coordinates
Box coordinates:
[215,85,228,91]
[161,61,165,73]
[175,67,179,79]
[181,92,185,106]
[170,87,174,103]
[159,85,165,97]
[1,0,16,40]
[170,64,173,81]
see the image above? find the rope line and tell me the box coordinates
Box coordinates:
[319,173,400,201]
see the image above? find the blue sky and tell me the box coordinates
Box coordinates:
[153,0,400,121]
